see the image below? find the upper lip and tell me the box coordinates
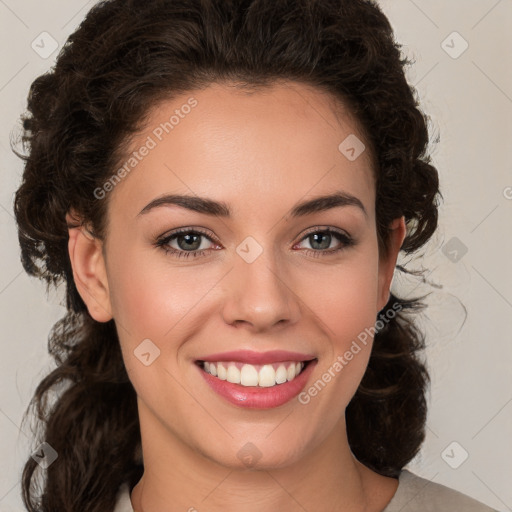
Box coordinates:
[197,350,316,365]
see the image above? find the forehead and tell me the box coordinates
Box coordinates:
[106,81,375,222]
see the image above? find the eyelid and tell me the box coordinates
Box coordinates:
[297,225,352,240]
[156,226,219,243]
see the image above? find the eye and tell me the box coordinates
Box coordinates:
[294,227,355,257]
[155,228,219,259]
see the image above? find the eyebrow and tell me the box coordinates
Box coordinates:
[138,191,367,219]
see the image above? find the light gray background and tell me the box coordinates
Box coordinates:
[1,1,511,511]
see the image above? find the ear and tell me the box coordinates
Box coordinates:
[377,216,406,313]
[66,211,112,322]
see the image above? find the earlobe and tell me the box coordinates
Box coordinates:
[377,216,406,312]
[66,212,112,322]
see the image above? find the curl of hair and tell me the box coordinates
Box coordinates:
[13,0,440,510]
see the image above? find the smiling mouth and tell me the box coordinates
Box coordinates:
[195,359,316,388]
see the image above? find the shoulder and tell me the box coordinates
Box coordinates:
[114,483,134,512]
[383,469,500,512]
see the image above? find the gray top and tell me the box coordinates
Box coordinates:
[114,469,500,512]
[381,469,499,512]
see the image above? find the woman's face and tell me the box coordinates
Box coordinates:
[73,81,404,469]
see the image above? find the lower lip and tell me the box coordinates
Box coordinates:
[197,360,317,409]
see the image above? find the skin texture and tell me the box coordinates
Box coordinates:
[67,82,406,512]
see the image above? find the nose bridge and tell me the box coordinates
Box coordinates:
[221,234,300,330]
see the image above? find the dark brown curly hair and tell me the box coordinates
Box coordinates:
[13,0,440,510]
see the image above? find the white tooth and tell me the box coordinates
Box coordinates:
[217,363,227,380]
[226,364,241,384]
[287,363,296,381]
[295,362,302,375]
[210,363,217,377]
[259,364,277,387]
[275,365,288,384]
[240,364,259,386]
[204,362,210,373]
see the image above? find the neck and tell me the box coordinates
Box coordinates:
[130,402,386,512]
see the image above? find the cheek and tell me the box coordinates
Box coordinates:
[301,248,380,344]
[328,265,379,348]
[105,247,203,408]
[106,245,206,339]
[296,248,380,405]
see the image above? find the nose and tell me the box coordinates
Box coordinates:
[221,247,301,332]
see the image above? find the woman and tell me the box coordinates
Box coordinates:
[13,0,500,511]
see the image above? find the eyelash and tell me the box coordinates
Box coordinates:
[154,226,355,260]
